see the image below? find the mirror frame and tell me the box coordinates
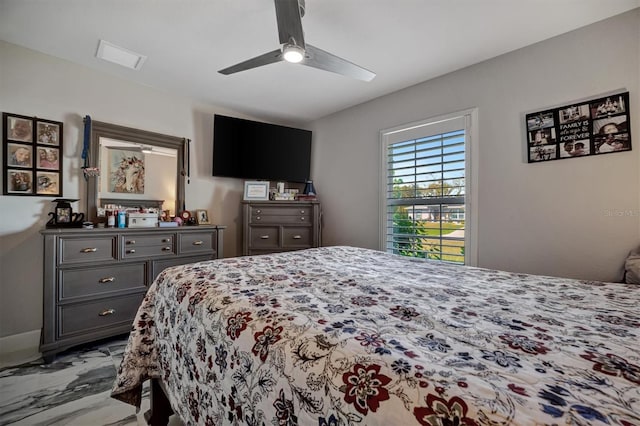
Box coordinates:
[86,121,185,222]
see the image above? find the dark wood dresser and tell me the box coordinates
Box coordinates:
[40,225,225,361]
[242,200,321,255]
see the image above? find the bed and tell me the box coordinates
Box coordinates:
[111,246,640,425]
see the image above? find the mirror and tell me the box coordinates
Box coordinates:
[86,121,185,222]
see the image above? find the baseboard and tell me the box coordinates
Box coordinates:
[0,329,41,368]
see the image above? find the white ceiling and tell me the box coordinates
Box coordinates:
[1,0,638,124]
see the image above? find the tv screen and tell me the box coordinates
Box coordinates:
[212,114,312,183]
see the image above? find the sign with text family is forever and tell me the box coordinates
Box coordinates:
[525,91,631,163]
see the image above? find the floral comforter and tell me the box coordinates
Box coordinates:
[112,246,640,425]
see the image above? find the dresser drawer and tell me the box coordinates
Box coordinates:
[58,293,144,338]
[250,205,311,217]
[251,214,311,224]
[122,244,175,259]
[122,233,174,247]
[121,233,175,258]
[179,231,215,254]
[282,227,312,248]
[60,263,146,301]
[60,236,117,265]
[249,226,280,249]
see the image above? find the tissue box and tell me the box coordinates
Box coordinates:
[127,212,158,228]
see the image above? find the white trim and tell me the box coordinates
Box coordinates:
[379,108,479,266]
[0,329,41,368]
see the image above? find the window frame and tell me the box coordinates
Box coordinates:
[379,108,478,266]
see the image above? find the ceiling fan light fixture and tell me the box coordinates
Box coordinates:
[283,44,305,63]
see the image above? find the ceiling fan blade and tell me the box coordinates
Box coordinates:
[274,0,305,47]
[302,44,376,82]
[218,49,283,75]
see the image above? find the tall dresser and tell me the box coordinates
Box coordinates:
[242,200,321,255]
[40,225,225,361]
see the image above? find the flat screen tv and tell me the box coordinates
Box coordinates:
[212,114,312,183]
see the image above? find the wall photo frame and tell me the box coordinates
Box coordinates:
[243,181,270,201]
[3,113,63,196]
[525,91,631,163]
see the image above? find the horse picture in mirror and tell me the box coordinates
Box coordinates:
[109,149,145,194]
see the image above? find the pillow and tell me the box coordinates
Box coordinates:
[625,246,640,284]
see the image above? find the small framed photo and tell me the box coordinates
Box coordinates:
[5,114,33,143]
[55,206,72,223]
[36,171,60,196]
[243,181,270,201]
[7,143,33,168]
[36,147,60,170]
[36,120,61,146]
[7,170,33,194]
[195,209,210,225]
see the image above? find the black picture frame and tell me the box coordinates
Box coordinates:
[3,112,63,196]
[525,91,632,163]
[55,206,72,223]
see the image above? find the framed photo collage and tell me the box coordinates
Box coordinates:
[3,113,63,196]
[526,91,631,163]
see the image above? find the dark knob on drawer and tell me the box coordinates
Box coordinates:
[300,217,305,221]
[99,309,115,316]
[256,209,261,213]
[162,238,171,243]
[162,246,172,251]
[256,216,261,220]
[126,240,135,245]
[300,210,305,214]
[127,249,136,254]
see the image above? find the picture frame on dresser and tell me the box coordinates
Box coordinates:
[195,209,210,225]
[243,180,270,201]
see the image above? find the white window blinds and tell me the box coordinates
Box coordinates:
[381,115,468,263]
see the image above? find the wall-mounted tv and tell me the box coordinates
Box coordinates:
[212,114,312,183]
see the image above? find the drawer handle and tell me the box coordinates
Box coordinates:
[300,217,305,221]
[256,209,261,213]
[98,277,115,283]
[300,210,305,214]
[192,240,203,245]
[81,247,97,253]
[162,246,172,251]
[126,240,135,245]
[162,238,171,243]
[256,216,261,220]
[260,235,270,239]
[292,235,302,240]
[99,309,115,317]
[127,249,136,254]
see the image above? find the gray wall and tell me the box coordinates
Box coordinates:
[311,9,640,282]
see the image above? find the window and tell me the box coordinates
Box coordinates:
[380,110,476,264]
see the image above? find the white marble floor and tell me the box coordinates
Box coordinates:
[0,335,178,426]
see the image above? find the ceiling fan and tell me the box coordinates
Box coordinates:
[218,0,375,81]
